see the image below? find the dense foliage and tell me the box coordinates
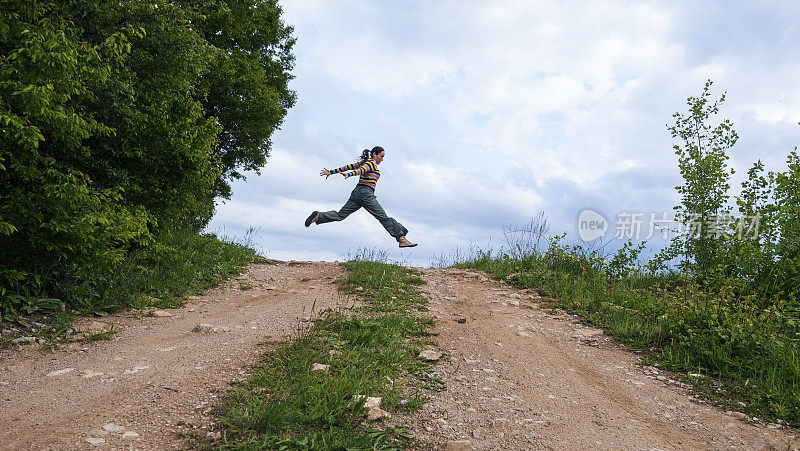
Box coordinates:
[0,0,295,320]
[654,80,800,309]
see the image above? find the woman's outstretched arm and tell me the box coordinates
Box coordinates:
[323,162,362,178]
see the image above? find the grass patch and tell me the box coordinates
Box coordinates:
[96,229,259,312]
[455,244,800,427]
[208,259,437,450]
[82,325,119,342]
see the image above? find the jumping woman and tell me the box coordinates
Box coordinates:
[305,146,418,248]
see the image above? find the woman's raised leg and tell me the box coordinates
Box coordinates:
[359,191,409,239]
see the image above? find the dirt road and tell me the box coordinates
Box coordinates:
[1,262,797,450]
[0,261,347,449]
[402,267,797,450]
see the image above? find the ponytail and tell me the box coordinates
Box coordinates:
[359,146,385,162]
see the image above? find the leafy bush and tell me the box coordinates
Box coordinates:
[0,0,295,319]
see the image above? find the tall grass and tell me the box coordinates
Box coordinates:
[454,218,800,426]
[1,229,259,325]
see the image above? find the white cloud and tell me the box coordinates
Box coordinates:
[208,1,800,265]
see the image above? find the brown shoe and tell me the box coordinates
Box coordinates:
[397,236,418,248]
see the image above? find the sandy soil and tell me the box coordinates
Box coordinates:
[0,261,348,450]
[1,262,797,450]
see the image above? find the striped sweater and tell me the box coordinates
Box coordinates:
[330,159,380,189]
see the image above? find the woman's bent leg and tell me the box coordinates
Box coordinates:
[360,191,409,239]
[316,196,361,224]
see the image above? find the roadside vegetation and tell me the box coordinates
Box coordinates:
[201,256,439,450]
[456,82,800,427]
[1,1,295,328]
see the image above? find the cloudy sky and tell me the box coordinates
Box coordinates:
[207,0,800,266]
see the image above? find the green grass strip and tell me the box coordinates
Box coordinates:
[206,260,438,450]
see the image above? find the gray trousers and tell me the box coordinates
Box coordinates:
[316,185,409,239]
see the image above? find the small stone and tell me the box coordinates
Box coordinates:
[122,431,140,439]
[46,368,75,377]
[723,422,736,429]
[85,437,106,446]
[12,336,37,344]
[103,423,125,432]
[509,293,522,299]
[444,439,472,450]
[299,317,311,323]
[122,366,149,375]
[455,318,467,324]
[310,363,330,373]
[363,397,382,409]
[152,310,172,317]
[419,350,442,361]
[265,285,277,290]
[656,375,667,381]
[367,407,391,421]
[508,300,520,306]
[192,323,228,334]
[81,370,104,379]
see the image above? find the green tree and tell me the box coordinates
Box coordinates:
[197,0,297,198]
[667,79,738,277]
[0,1,154,314]
[0,0,296,318]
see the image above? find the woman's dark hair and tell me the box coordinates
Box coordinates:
[359,146,385,162]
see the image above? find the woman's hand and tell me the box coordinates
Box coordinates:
[320,168,332,178]
[342,172,351,179]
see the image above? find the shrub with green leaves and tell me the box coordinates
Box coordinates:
[0,0,295,320]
